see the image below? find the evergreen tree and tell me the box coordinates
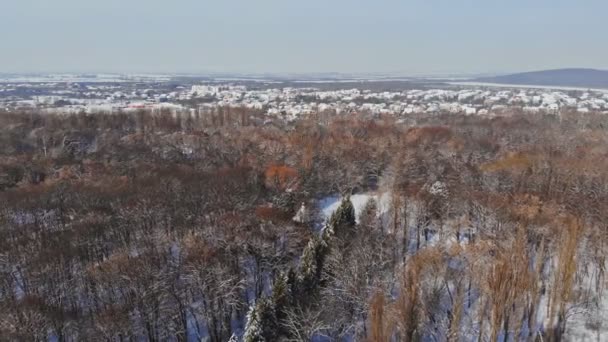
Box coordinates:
[243,302,265,342]
[359,198,378,230]
[270,272,292,337]
[285,267,298,298]
[328,196,356,237]
[298,234,330,293]
[320,223,333,247]
[271,272,290,320]
[243,299,278,342]
[299,237,320,291]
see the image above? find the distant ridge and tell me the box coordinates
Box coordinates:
[472,68,608,89]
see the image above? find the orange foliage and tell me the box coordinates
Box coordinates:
[405,126,453,146]
[264,164,298,190]
[480,152,533,173]
[255,205,288,222]
[512,194,543,221]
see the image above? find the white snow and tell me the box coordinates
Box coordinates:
[319,192,391,224]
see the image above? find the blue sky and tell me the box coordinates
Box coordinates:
[1,0,606,74]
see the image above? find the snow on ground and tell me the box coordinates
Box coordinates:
[319,192,391,224]
[319,192,608,341]
[450,81,608,93]
[563,264,608,341]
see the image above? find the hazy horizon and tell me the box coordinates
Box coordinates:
[2,0,607,75]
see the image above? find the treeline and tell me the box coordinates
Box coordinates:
[1,109,608,341]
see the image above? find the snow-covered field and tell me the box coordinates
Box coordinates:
[319,192,391,223]
[451,81,608,93]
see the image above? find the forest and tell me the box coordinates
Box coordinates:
[1,107,607,341]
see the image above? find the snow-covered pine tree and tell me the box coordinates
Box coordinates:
[284,267,300,307]
[298,234,330,292]
[298,237,320,290]
[359,198,378,230]
[243,299,278,342]
[243,302,265,342]
[271,272,290,318]
[328,196,356,237]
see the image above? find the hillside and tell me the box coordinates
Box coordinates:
[473,68,608,89]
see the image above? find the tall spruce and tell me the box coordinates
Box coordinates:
[243,299,278,342]
[298,235,330,293]
[328,196,356,237]
[243,302,265,342]
[271,272,290,321]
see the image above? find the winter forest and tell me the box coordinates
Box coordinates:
[1,108,608,341]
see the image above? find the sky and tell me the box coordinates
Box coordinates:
[1,0,607,75]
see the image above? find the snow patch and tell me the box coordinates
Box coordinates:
[319,192,391,224]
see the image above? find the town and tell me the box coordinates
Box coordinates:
[2,74,608,119]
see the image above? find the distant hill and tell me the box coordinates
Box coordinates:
[472,68,608,89]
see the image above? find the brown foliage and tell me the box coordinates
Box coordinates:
[264,164,299,190]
